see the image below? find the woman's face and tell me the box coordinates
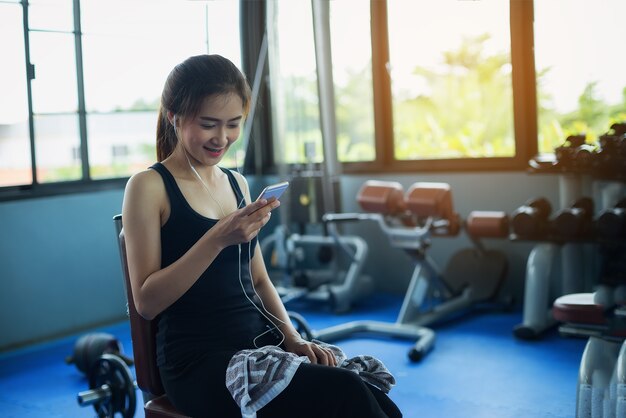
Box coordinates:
[178,93,244,166]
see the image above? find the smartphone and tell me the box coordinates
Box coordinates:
[257,181,289,202]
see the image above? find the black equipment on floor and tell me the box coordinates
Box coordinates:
[76,353,137,418]
[66,332,133,375]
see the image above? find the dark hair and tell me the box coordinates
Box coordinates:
[156,54,251,161]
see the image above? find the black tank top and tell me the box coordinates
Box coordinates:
[151,162,270,368]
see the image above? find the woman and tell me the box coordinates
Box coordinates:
[122,54,401,418]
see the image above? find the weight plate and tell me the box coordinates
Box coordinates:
[88,354,136,418]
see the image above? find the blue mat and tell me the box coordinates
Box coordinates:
[0,294,585,418]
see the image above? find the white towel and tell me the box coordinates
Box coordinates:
[225,340,395,418]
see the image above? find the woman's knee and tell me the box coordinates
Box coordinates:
[331,370,389,416]
[336,368,370,391]
[298,365,388,417]
[302,366,368,398]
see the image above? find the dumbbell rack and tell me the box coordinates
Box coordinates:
[512,168,594,338]
[515,128,626,339]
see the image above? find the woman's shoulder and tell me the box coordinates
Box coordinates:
[127,166,162,188]
[124,166,167,203]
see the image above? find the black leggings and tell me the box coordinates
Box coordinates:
[258,363,402,418]
[162,357,402,418]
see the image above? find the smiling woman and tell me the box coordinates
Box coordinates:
[120,54,402,417]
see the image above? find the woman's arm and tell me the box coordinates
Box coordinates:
[233,172,337,366]
[122,169,276,320]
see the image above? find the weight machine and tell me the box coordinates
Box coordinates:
[311,180,509,361]
[262,174,374,312]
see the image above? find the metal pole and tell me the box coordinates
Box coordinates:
[311,0,340,214]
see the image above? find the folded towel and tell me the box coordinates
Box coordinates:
[225,340,395,418]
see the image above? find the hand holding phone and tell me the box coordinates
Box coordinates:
[256,181,289,202]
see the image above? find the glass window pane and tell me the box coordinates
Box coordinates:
[30,31,78,114]
[206,0,242,169]
[81,0,241,177]
[330,0,375,163]
[34,114,81,183]
[87,112,156,180]
[0,3,32,187]
[387,0,514,160]
[206,1,241,68]
[28,0,74,32]
[534,0,626,154]
[268,0,322,165]
[81,1,208,113]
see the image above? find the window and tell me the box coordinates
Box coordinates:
[267,0,375,167]
[29,0,81,183]
[387,0,514,161]
[329,0,375,163]
[0,2,30,187]
[81,0,242,179]
[30,30,82,183]
[5,0,622,199]
[534,0,626,154]
[266,0,529,173]
[267,0,322,166]
[1,0,242,198]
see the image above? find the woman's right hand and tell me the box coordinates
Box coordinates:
[209,198,280,248]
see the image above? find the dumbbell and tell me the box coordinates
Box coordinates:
[67,333,137,418]
[76,353,137,418]
[553,197,594,240]
[594,124,626,178]
[555,134,596,172]
[510,197,552,239]
[596,198,626,240]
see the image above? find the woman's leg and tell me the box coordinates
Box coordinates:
[258,363,402,418]
[160,354,242,418]
[365,382,403,418]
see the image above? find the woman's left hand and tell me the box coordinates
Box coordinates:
[284,336,337,367]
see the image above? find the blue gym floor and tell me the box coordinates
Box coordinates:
[0,294,586,418]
